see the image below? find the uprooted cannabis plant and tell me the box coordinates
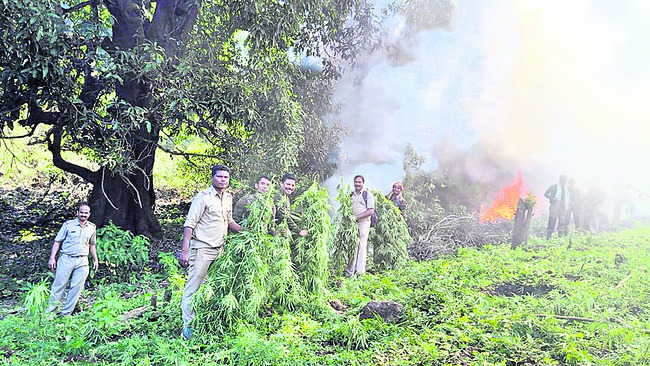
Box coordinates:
[329,182,360,277]
[292,182,331,298]
[193,184,334,334]
[369,189,411,271]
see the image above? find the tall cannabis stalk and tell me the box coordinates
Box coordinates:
[369,189,411,271]
[193,189,275,334]
[329,181,360,277]
[292,182,331,297]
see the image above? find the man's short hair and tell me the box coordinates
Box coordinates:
[281,173,296,183]
[354,175,365,183]
[257,175,271,184]
[78,202,90,211]
[211,164,230,176]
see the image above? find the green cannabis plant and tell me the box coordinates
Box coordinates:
[292,182,331,297]
[96,221,150,282]
[194,188,300,333]
[329,181,360,277]
[369,190,411,271]
[23,280,50,317]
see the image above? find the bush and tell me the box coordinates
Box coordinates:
[96,221,150,282]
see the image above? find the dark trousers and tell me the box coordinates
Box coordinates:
[547,204,567,239]
[566,207,581,229]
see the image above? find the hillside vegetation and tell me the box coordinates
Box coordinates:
[1,228,649,365]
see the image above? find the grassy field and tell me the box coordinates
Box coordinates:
[1,228,649,365]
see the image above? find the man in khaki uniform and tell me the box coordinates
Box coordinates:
[233,175,272,225]
[178,165,242,339]
[344,175,375,277]
[47,203,99,316]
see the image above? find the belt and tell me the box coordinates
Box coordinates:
[62,253,87,258]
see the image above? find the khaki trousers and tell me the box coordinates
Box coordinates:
[181,246,223,327]
[345,219,371,277]
[47,255,89,315]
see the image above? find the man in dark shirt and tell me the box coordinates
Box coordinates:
[544,175,570,239]
[273,173,307,237]
[233,175,272,225]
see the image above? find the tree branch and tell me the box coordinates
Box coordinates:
[62,1,92,13]
[47,127,96,183]
[0,125,38,139]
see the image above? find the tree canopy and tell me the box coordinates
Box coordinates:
[1,0,379,235]
[1,0,454,236]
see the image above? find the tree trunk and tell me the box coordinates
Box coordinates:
[511,198,533,249]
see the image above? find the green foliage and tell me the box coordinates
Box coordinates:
[2,228,650,364]
[22,280,50,317]
[369,190,411,271]
[292,182,332,297]
[96,221,150,282]
[329,181,360,277]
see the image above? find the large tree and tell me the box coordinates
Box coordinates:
[1,0,377,236]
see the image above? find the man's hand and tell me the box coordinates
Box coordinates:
[92,260,99,271]
[179,249,190,268]
[48,257,56,271]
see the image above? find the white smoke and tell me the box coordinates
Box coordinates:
[327,0,650,217]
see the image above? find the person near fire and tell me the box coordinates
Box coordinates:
[386,181,407,216]
[233,175,273,225]
[544,175,570,239]
[344,175,375,277]
[583,177,607,234]
[273,173,308,238]
[566,178,582,229]
[46,203,99,316]
[178,165,242,339]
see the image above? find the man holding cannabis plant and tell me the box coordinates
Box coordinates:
[178,165,242,339]
[47,203,99,316]
[344,175,375,277]
[233,175,272,225]
[274,173,308,237]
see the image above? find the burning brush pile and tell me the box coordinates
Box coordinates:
[406,172,533,261]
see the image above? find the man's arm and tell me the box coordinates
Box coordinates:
[89,243,99,271]
[544,185,555,200]
[179,226,193,268]
[48,241,61,270]
[355,208,375,221]
[228,220,243,232]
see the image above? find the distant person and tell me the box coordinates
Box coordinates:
[46,203,99,316]
[386,181,407,216]
[613,184,637,227]
[274,173,308,237]
[344,175,375,277]
[233,175,273,225]
[583,177,607,234]
[178,165,243,339]
[566,179,582,229]
[544,175,570,239]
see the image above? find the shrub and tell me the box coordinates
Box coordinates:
[96,221,150,282]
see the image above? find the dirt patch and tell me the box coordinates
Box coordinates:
[485,283,556,297]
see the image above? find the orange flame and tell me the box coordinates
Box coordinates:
[480,171,527,223]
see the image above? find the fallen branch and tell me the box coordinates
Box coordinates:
[535,314,594,322]
[614,274,631,291]
[535,314,650,335]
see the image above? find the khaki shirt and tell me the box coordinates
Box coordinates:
[54,218,96,256]
[352,190,375,222]
[183,186,233,249]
